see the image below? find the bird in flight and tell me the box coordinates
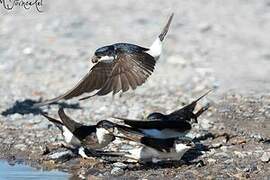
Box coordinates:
[35,13,174,107]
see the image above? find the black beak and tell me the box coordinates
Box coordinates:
[97,120,116,133]
[91,55,100,63]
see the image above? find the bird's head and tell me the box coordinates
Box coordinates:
[91,45,115,63]
[175,138,195,153]
[147,112,167,121]
[96,120,115,134]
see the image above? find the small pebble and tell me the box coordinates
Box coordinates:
[111,167,124,176]
[214,152,230,158]
[48,150,72,159]
[261,152,270,162]
[234,151,246,158]
[14,144,27,151]
[207,158,216,164]
[211,143,222,148]
[112,162,127,169]
[198,119,213,130]
[22,47,33,55]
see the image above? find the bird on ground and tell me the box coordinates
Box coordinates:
[41,108,115,159]
[97,122,194,163]
[112,90,212,139]
[35,13,174,107]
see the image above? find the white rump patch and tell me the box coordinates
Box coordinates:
[146,38,162,60]
[62,126,80,146]
[78,147,90,159]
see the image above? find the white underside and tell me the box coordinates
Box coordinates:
[95,127,114,149]
[141,129,187,139]
[62,126,81,146]
[78,147,91,159]
[146,38,162,60]
[125,143,191,163]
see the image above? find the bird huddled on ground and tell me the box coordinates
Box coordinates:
[42,89,211,162]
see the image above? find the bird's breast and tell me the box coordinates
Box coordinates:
[95,128,113,148]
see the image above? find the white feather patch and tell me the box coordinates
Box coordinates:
[78,147,90,159]
[95,127,113,148]
[146,38,162,60]
[62,126,81,146]
[125,144,191,162]
[99,55,114,62]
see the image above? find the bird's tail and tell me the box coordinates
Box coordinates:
[193,89,213,104]
[58,107,82,133]
[195,103,210,118]
[41,112,63,131]
[148,13,174,60]
[169,89,213,123]
[183,89,213,112]
[159,13,174,41]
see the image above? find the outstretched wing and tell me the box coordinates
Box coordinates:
[35,46,156,106]
[34,61,113,106]
[92,51,156,97]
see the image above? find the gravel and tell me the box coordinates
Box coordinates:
[111,167,125,176]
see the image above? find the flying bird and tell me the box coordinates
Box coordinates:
[41,108,115,159]
[35,13,174,107]
[112,90,212,138]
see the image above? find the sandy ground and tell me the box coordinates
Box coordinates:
[0,0,269,179]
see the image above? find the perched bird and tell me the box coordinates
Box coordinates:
[96,121,194,163]
[99,124,194,163]
[121,137,194,163]
[35,13,174,107]
[113,90,212,138]
[41,108,115,158]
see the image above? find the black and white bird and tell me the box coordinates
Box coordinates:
[113,90,212,139]
[42,108,115,158]
[98,123,194,163]
[120,137,194,163]
[35,13,174,106]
